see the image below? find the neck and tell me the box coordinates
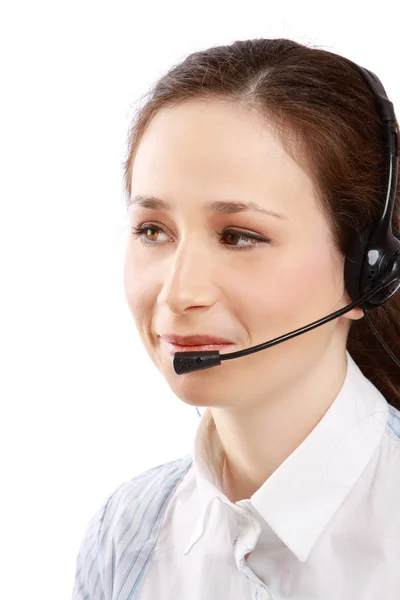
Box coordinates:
[212,345,349,503]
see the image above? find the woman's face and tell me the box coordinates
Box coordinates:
[124,98,362,409]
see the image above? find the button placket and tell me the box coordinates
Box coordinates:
[234,510,276,600]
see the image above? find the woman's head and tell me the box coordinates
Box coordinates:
[123,38,400,411]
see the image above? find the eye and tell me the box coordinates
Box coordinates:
[131,223,271,250]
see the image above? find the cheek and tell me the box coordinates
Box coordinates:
[243,247,342,333]
[123,250,150,323]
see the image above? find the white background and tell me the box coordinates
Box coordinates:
[1,1,398,598]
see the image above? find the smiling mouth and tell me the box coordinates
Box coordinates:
[162,340,236,356]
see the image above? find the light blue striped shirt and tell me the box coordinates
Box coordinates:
[72,351,400,599]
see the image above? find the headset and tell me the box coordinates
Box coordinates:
[173,57,400,375]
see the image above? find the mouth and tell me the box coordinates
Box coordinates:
[162,340,236,356]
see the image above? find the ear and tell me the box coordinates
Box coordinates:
[341,289,364,321]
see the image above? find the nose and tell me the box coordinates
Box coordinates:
[157,238,219,315]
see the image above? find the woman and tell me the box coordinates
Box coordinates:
[72,38,400,599]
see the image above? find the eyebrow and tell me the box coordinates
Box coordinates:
[127,195,288,220]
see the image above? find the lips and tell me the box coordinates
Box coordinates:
[160,334,234,345]
[160,333,236,358]
[162,340,236,357]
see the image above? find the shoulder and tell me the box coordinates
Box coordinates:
[72,454,193,599]
[91,452,193,545]
[99,453,194,536]
[386,404,400,444]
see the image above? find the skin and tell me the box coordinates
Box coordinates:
[124,98,364,503]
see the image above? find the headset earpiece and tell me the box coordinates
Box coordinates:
[342,62,399,312]
[344,225,400,311]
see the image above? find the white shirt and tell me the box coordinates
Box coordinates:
[72,351,400,599]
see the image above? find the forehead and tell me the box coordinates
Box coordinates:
[130,99,319,224]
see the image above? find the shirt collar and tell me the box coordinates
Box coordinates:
[183,350,389,561]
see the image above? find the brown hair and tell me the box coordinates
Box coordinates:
[122,38,400,410]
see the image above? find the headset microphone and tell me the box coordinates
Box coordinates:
[172,59,400,376]
[173,260,400,374]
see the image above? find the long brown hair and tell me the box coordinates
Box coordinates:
[122,38,400,410]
